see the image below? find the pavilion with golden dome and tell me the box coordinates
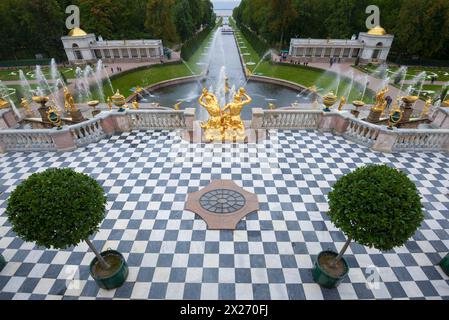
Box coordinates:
[288,25,394,64]
[61,27,164,64]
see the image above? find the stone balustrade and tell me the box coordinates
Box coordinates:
[392,129,449,152]
[128,110,187,129]
[1,106,449,153]
[252,107,449,153]
[343,117,381,148]
[70,117,107,147]
[252,108,322,129]
[0,108,194,153]
[0,129,57,152]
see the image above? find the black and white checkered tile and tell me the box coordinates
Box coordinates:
[0,129,448,300]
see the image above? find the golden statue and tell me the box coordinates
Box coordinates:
[132,99,139,110]
[107,97,113,110]
[225,77,230,94]
[21,98,33,117]
[174,101,183,110]
[222,88,252,141]
[372,86,388,112]
[268,103,276,110]
[309,85,319,109]
[198,88,223,142]
[338,96,346,111]
[421,98,432,118]
[198,86,252,143]
[64,87,77,112]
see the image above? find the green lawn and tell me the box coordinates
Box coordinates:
[98,63,193,100]
[357,65,449,82]
[0,66,76,81]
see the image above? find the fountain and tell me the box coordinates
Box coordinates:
[199,85,251,143]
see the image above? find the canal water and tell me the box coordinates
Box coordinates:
[143,26,308,120]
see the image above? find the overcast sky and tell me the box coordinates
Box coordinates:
[212,1,241,10]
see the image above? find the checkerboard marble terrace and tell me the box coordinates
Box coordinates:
[0,129,448,300]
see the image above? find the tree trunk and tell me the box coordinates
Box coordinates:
[333,237,352,265]
[85,239,111,270]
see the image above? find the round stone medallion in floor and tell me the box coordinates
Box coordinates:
[185,180,259,230]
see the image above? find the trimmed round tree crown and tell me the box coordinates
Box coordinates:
[6,168,107,249]
[328,165,423,251]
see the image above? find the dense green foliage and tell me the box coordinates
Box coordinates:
[181,21,217,61]
[0,0,215,61]
[233,0,449,60]
[6,168,107,249]
[235,22,269,58]
[327,165,424,251]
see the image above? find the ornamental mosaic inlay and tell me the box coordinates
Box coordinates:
[199,189,246,214]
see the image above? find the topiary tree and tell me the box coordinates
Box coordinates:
[6,168,110,269]
[327,164,424,265]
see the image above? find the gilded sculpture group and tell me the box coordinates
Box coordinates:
[198,87,252,142]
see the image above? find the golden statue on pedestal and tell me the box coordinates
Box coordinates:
[222,88,252,141]
[132,99,139,110]
[421,98,432,118]
[338,96,346,111]
[198,87,252,143]
[21,98,33,117]
[64,87,77,112]
[372,86,389,112]
[225,77,230,94]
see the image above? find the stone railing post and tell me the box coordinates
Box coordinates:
[251,108,264,129]
[318,111,340,132]
[183,108,195,131]
[371,129,398,153]
[110,111,131,133]
[432,107,449,129]
[99,113,116,135]
[334,112,351,135]
[50,129,77,152]
[1,109,19,129]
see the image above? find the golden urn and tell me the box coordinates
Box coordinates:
[441,99,449,108]
[111,90,127,111]
[322,92,338,112]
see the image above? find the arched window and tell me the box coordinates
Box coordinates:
[72,43,83,60]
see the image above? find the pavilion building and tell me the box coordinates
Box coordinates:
[61,28,164,64]
[288,26,394,64]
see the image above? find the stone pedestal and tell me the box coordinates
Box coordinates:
[371,130,398,153]
[251,108,264,129]
[38,106,50,123]
[50,130,77,152]
[401,104,414,124]
[351,110,360,118]
[92,110,101,118]
[70,109,85,123]
[318,112,340,132]
[367,109,383,123]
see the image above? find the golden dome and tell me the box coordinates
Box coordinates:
[368,26,387,36]
[68,27,88,37]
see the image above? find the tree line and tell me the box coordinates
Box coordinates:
[0,0,215,61]
[233,0,449,60]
